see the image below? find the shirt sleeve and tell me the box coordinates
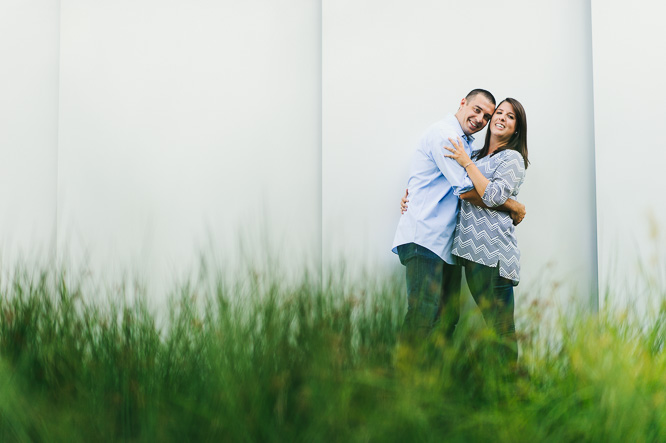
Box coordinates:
[430,133,474,195]
[481,150,526,207]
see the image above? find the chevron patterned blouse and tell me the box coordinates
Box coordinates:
[451,149,526,284]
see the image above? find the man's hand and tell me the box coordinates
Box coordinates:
[509,201,526,226]
[400,189,409,214]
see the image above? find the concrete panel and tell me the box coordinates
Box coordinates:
[323,0,598,309]
[0,1,60,268]
[591,0,666,311]
[57,0,321,298]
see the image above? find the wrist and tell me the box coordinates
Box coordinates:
[463,161,473,170]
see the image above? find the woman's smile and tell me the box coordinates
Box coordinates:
[490,102,516,137]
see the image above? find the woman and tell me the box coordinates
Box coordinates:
[401,98,529,363]
[445,97,528,364]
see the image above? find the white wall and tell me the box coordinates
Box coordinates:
[57,0,321,298]
[592,0,666,311]
[323,0,599,308]
[5,1,665,312]
[0,1,60,269]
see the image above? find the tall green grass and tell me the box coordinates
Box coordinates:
[1,263,666,442]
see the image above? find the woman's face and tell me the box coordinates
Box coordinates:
[489,101,517,140]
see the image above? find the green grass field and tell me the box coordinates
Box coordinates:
[1,263,665,442]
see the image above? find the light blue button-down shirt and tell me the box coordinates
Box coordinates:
[392,114,474,264]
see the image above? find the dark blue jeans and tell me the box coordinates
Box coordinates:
[462,259,517,364]
[398,243,461,342]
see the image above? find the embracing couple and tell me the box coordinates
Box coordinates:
[392,89,529,363]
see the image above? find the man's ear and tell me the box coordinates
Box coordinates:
[458,98,466,110]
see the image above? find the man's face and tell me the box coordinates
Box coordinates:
[456,95,495,136]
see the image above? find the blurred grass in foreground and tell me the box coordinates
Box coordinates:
[1,263,666,442]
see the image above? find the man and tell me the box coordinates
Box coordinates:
[392,89,525,342]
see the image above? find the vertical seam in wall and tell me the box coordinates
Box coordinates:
[588,0,600,312]
[318,0,323,289]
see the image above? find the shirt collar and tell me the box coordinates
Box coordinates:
[446,114,474,144]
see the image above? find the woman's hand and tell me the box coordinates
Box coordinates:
[443,137,472,168]
[400,189,409,214]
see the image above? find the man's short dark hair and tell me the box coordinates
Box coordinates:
[465,89,496,106]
